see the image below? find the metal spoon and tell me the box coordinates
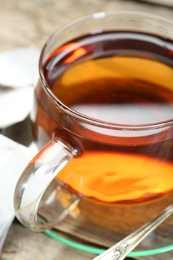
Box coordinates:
[93,204,173,260]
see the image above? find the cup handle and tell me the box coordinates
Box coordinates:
[14,139,80,232]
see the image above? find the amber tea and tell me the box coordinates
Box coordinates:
[33,31,173,204]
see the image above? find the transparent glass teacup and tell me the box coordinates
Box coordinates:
[14,11,173,250]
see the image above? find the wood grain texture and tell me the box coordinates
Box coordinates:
[141,0,173,6]
[1,0,173,52]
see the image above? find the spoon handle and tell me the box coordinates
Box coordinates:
[93,204,173,260]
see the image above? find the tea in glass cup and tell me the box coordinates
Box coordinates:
[14,11,173,251]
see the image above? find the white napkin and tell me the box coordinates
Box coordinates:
[0,134,35,252]
[0,47,40,251]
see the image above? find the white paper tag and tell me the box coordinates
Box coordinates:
[0,87,34,129]
[0,134,35,251]
[0,47,40,129]
[0,47,40,88]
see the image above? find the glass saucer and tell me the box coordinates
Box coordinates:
[43,228,173,258]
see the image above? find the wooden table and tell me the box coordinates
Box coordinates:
[1,0,173,259]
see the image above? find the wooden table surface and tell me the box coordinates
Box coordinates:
[1,0,173,259]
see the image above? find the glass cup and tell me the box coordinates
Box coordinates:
[14,11,173,251]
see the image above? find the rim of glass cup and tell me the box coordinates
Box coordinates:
[39,10,173,131]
